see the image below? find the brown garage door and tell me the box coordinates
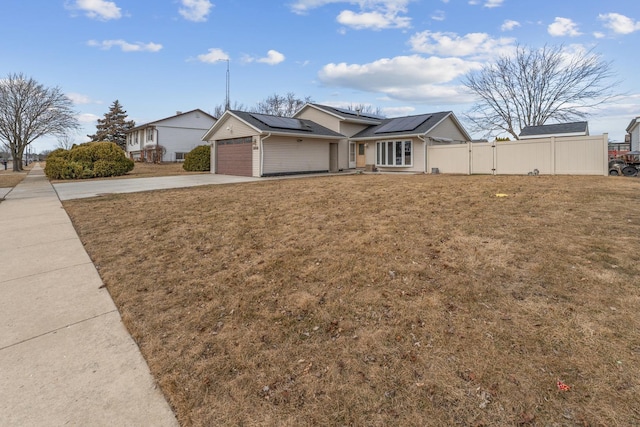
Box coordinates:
[216,137,253,176]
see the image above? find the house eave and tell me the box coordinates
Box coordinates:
[626,117,640,133]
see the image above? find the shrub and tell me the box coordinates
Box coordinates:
[183,145,211,171]
[44,141,134,180]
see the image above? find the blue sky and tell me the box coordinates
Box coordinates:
[1,0,639,152]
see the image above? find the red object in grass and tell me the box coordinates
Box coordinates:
[556,380,570,391]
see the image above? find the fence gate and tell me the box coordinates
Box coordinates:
[470,142,495,174]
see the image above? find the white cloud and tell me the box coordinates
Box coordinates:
[318,55,481,103]
[290,0,412,30]
[66,93,95,105]
[87,39,163,52]
[598,13,640,35]
[548,17,582,37]
[468,0,503,7]
[179,0,213,22]
[431,10,446,22]
[290,0,345,14]
[483,0,504,8]
[253,50,286,65]
[409,30,516,59]
[196,48,229,63]
[66,0,121,20]
[501,19,520,31]
[78,113,100,123]
[382,106,416,117]
[593,31,606,39]
[337,9,410,29]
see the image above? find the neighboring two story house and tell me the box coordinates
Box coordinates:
[126,109,216,162]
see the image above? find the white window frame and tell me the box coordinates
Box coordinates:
[376,140,412,167]
[349,142,356,163]
[175,152,186,161]
[146,127,154,142]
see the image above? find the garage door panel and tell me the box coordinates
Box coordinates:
[217,138,252,176]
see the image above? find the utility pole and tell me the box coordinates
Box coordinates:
[218,59,230,111]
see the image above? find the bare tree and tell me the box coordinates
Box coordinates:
[213,101,247,118]
[254,92,313,117]
[0,73,79,171]
[344,103,385,117]
[56,131,78,150]
[463,45,617,140]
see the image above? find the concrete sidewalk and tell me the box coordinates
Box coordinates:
[0,164,178,426]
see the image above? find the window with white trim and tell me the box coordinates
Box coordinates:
[376,141,412,166]
[349,142,356,162]
[175,152,186,161]
[146,128,154,142]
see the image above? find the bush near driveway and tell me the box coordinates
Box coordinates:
[44,141,134,179]
[182,144,210,171]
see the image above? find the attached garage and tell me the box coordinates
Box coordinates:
[203,110,344,177]
[216,137,252,177]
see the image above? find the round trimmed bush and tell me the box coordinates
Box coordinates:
[44,141,134,180]
[183,145,211,171]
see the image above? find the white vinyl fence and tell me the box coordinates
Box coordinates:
[426,134,608,176]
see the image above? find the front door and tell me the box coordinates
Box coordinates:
[356,143,366,168]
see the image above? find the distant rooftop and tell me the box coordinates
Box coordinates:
[519,121,589,138]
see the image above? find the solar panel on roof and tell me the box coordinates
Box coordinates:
[250,113,311,131]
[374,114,431,134]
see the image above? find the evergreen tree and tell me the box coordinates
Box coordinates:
[88,100,135,150]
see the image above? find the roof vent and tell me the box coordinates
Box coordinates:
[176,111,182,115]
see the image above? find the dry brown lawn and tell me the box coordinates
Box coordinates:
[63,174,640,426]
[0,163,34,189]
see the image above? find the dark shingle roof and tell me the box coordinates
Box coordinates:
[351,112,452,139]
[519,121,588,137]
[231,110,344,138]
[306,104,384,124]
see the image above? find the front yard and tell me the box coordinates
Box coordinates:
[63,174,640,426]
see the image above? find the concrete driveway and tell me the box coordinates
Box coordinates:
[53,173,261,201]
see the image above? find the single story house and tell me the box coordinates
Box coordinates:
[519,121,589,140]
[126,109,216,162]
[202,104,472,177]
[626,117,640,151]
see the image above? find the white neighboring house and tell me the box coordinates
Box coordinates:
[126,109,216,162]
[626,117,640,151]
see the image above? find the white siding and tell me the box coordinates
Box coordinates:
[631,124,640,151]
[296,108,341,132]
[263,138,330,175]
[428,118,468,142]
[127,110,216,162]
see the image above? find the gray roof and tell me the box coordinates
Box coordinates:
[305,104,384,124]
[519,121,588,137]
[351,111,452,139]
[230,110,345,138]
[127,109,215,132]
